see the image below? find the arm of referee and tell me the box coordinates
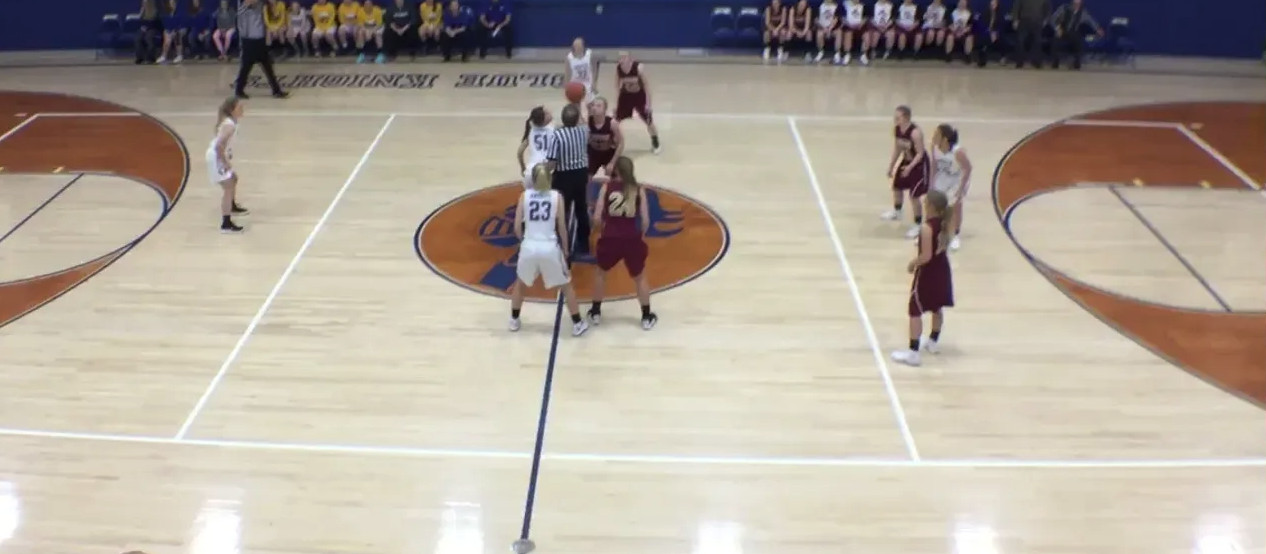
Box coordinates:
[546,129,561,171]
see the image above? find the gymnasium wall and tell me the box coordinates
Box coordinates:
[0,0,1262,58]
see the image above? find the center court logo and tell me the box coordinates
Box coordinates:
[414,181,731,302]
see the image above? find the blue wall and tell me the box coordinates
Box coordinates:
[1,0,1262,58]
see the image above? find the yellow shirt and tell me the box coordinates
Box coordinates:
[419,2,442,24]
[337,2,362,25]
[359,5,384,26]
[311,3,337,29]
[264,2,287,29]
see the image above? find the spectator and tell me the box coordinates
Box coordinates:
[477,0,513,59]
[1009,0,1050,68]
[135,0,163,64]
[159,0,188,63]
[417,0,443,54]
[1048,0,1102,69]
[386,0,418,59]
[212,0,237,60]
[189,0,214,59]
[974,0,1007,66]
[440,0,471,62]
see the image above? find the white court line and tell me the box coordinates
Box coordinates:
[1062,118,1182,129]
[121,110,1054,125]
[29,112,142,118]
[786,115,921,462]
[2,426,1262,469]
[172,113,399,440]
[1174,124,1265,194]
[0,114,39,144]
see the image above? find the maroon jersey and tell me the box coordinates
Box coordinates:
[615,61,653,124]
[908,217,954,316]
[599,183,642,239]
[790,4,811,28]
[596,182,649,276]
[895,122,920,161]
[766,4,786,26]
[588,115,616,153]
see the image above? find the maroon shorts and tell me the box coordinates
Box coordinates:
[908,263,954,316]
[950,27,970,38]
[896,24,918,39]
[843,22,866,34]
[589,149,616,176]
[596,236,648,277]
[869,22,893,34]
[892,159,929,197]
[818,21,841,36]
[616,96,652,124]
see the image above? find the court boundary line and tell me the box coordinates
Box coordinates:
[0,426,1262,469]
[0,173,83,243]
[32,110,1062,125]
[786,116,920,462]
[172,113,399,440]
[1174,124,1265,195]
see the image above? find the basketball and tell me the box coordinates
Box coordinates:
[564,82,586,103]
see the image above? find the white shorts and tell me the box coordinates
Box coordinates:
[206,149,233,184]
[932,177,964,203]
[517,240,570,289]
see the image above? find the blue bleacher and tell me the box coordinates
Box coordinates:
[711,7,736,46]
[96,14,122,59]
[735,7,762,46]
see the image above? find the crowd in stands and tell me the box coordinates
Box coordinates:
[746,0,1105,68]
[131,0,513,64]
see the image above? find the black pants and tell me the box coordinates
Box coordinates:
[135,23,160,62]
[1013,21,1044,67]
[1051,30,1084,67]
[235,37,283,95]
[552,167,592,255]
[439,29,469,60]
[477,24,513,58]
[386,26,415,57]
[975,31,1006,66]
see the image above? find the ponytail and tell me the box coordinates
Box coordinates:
[215,96,239,131]
[530,164,552,192]
[936,123,959,147]
[925,190,952,251]
[521,118,531,142]
[614,156,637,199]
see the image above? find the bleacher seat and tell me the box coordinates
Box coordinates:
[96,14,122,59]
[735,7,762,45]
[119,13,144,51]
[711,7,736,46]
[1087,17,1134,65]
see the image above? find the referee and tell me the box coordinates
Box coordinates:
[547,104,591,255]
[234,0,288,99]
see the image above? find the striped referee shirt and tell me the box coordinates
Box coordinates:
[238,1,267,39]
[547,125,588,172]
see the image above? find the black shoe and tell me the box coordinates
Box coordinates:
[235,92,251,99]
[586,307,602,325]
[221,221,244,234]
[272,91,290,99]
[1071,60,1082,70]
[641,312,658,331]
[232,205,250,215]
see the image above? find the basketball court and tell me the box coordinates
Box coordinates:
[0,58,1262,554]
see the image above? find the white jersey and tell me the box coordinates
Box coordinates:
[288,7,310,30]
[842,0,865,26]
[566,50,593,89]
[950,8,971,29]
[896,3,918,28]
[522,189,561,243]
[517,189,569,288]
[817,2,837,27]
[205,117,236,184]
[524,125,554,169]
[932,144,966,200]
[872,2,894,25]
[923,3,946,28]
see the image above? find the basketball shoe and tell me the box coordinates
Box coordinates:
[890,349,921,366]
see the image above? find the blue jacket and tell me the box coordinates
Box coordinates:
[481,1,510,25]
[443,8,472,29]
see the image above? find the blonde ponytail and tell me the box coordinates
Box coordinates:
[530,164,552,192]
